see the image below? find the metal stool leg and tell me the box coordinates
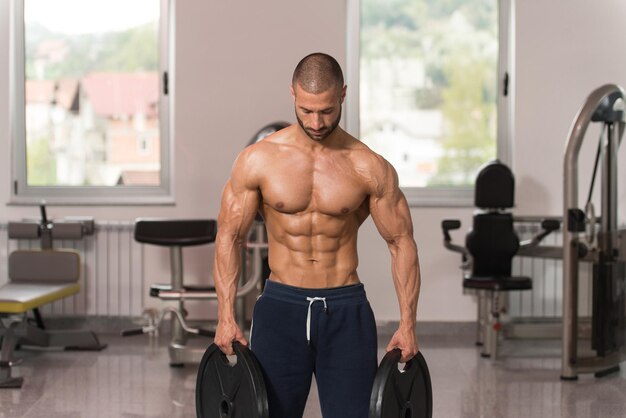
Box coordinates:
[169,246,188,367]
[476,291,487,346]
[480,290,492,358]
[483,291,504,360]
[0,321,24,388]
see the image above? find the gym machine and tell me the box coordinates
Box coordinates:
[441,161,559,359]
[561,83,626,379]
[122,219,268,366]
[0,205,106,388]
[122,123,286,366]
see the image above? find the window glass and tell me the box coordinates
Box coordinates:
[23,0,161,187]
[360,0,498,188]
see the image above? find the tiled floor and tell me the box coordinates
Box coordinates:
[1,327,626,417]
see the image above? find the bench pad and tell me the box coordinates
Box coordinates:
[0,282,80,313]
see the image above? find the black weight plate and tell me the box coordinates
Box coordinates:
[369,349,433,418]
[196,343,269,418]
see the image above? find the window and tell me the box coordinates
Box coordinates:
[10,0,173,204]
[346,0,512,206]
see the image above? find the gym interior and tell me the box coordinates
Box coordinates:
[2,1,626,417]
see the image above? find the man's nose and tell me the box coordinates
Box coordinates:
[310,114,323,129]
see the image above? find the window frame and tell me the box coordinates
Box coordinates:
[9,0,175,205]
[345,0,514,207]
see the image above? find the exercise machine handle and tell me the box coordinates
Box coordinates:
[441,220,469,262]
[196,328,216,338]
[441,219,461,242]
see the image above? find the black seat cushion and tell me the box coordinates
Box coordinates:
[463,276,532,291]
[149,283,216,298]
[134,219,217,247]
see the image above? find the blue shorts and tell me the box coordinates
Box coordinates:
[250,280,378,418]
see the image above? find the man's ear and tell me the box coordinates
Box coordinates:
[340,85,347,103]
[290,84,295,99]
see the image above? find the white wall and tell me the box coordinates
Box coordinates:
[2,0,626,322]
[514,0,626,218]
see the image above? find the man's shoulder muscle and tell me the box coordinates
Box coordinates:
[349,143,396,196]
[230,142,273,190]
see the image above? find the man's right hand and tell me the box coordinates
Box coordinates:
[214,319,248,355]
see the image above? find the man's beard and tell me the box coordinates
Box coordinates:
[296,107,342,142]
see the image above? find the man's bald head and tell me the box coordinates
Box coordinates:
[292,53,344,94]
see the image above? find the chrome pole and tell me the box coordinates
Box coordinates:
[562,84,625,379]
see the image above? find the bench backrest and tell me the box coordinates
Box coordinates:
[8,250,80,283]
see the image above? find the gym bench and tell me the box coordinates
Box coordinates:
[0,207,106,389]
[122,218,268,366]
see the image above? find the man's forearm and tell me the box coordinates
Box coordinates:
[213,232,244,322]
[389,235,420,329]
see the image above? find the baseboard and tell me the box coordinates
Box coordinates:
[374,320,476,337]
[35,316,142,334]
[37,316,478,337]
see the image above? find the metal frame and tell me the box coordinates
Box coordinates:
[9,0,175,205]
[562,84,626,379]
[344,0,514,207]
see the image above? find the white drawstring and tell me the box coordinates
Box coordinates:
[306,297,327,344]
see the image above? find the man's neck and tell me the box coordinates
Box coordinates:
[295,126,345,151]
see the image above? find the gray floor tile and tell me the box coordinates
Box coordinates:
[1,330,626,417]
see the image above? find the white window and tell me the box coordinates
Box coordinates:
[10,0,174,204]
[346,0,513,206]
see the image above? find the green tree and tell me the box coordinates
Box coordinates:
[30,23,159,80]
[27,137,57,186]
[428,54,496,186]
[97,23,159,71]
[360,0,498,187]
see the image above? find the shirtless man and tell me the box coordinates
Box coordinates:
[213,53,421,418]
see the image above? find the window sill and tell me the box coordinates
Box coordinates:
[8,197,176,206]
[9,189,175,206]
[403,187,474,208]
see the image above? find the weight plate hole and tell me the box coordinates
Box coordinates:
[404,406,412,418]
[220,354,238,366]
[398,359,413,373]
[220,400,230,417]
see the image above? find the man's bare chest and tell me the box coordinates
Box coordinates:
[258,155,369,216]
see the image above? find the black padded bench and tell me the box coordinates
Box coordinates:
[134,219,218,299]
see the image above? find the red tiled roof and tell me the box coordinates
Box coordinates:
[81,72,158,118]
[25,79,79,110]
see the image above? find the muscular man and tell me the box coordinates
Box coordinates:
[214,53,421,418]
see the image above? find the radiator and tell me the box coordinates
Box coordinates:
[0,219,590,320]
[509,221,593,319]
[0,221,144,317]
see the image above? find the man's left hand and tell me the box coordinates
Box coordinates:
[386,326,419,362]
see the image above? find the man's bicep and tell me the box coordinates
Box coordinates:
[218,147,263,235]
[217,179,260,240]
[369,161,414,242]
[370,190,414,242]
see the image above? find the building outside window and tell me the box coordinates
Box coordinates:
[11,0,173,204]
[349,0,511,206]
